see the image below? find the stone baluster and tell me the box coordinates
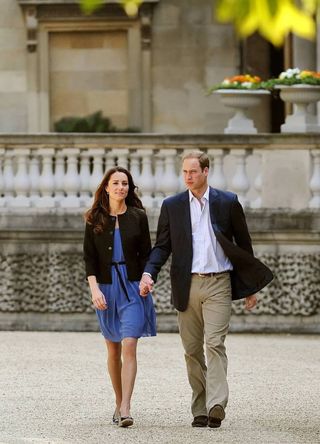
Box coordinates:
[251,150,264,209]
[231,149,250,207]
[89,148,105,195]
[60,148,81,208]
[3,150,15,206]
[129,151,142,197]
[29,151,40,206]
[12,148,31,207]
[208,148,227,190]
[0,148,5,207]
[160,148,179,197]
[79,149,92,208]
[177,150,185,192]
[54,150,65,206]
[309,149,320,208]
[153,151,165,207]
[113,148,129,169]
[104,149,115,173]
[136,148,155,208]
[129,151,140,178]
[36,148,56,208]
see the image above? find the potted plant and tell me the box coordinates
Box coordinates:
[208,74,270,134]
[262,68,320,133]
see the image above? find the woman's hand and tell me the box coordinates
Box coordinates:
[91,287,107,310]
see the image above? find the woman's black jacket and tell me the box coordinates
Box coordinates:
[83,206,151,283]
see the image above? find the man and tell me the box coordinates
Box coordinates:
[139,151,273,429]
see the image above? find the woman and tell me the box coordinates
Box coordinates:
[83,166,156,428]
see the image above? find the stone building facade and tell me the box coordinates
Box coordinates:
[1,0,318,134]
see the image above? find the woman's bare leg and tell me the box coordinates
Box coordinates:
[120,337,138,417]
[105,340,122,412]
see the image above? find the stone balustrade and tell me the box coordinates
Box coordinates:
[0,134,320,211]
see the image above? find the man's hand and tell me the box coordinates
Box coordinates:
[139,273,154,297]
[245,294,257,310]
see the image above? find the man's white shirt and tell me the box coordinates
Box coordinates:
[189,187,233,273]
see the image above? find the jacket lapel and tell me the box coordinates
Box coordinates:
[179,190,192,243]
[208,187,221,233]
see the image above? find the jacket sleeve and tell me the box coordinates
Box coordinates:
[144,201,172,282]
[83,223,98,278]
[138,211,152,269]
[230,197,254,255]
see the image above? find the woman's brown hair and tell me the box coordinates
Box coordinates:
[84,166,144,233]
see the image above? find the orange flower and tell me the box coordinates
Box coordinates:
[301,70,320,79]
[225,74,261,84]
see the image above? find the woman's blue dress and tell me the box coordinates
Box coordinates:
[96,228,156,342]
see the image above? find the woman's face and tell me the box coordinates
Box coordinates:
[105,171,129,203]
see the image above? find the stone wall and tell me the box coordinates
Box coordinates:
[0,210,319,333]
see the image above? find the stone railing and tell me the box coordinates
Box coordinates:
[0,133,319,211]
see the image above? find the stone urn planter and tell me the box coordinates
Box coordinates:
[275,84,320,133]
[215,89,270,134]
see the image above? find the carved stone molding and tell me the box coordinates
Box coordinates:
[140,3,152,51]
[17,0,158,52]
[24,6,38,53]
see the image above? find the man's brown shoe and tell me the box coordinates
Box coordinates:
[191,415,208,427]
[208,405,225,428]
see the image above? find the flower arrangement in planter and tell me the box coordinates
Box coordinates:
[260,68,320,133]
[261,68,320,89]
[208,74,264,93]
[208,74,270,134]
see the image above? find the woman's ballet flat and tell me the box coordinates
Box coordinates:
[112,410,120,425]
[118,416,134,427]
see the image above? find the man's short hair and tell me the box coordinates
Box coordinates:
[182,151,210,171]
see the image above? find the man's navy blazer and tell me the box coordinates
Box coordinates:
[144,187,273,312]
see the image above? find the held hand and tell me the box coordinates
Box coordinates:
[245,294,257,310]
[139,274,154,297]
[91,287,107,310]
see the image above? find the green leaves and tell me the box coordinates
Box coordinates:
[79,0,142,17]
[79,0,104,15]
[216,0,317,46]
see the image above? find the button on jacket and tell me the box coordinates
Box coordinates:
[83,206,151,283]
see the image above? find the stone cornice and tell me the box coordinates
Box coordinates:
[0,133,319,149]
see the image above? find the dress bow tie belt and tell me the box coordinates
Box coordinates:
[111,261,130,302]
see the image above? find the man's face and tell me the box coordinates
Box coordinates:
[182,158,209,192]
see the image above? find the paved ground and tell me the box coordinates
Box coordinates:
[0,332,319,444]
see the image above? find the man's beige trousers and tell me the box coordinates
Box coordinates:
[178,273,232,417]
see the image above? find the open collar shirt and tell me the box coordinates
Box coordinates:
[189,187,233,273]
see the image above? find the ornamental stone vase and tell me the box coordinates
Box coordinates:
[215,89,270,134]
[275,85,320,133]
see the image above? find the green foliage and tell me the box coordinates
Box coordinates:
[54,111,140,133]
[79,0,104,14]
[216,0,317,46]
[79,0,142,16]
[261,77,320,90]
